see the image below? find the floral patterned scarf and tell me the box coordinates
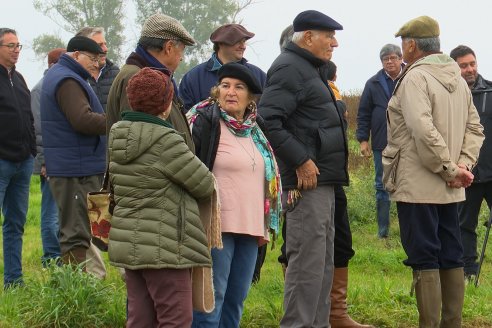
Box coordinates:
[188,99,282,239]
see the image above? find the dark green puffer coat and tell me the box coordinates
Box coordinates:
[108,118,214,270]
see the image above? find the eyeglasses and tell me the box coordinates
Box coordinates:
[0,43,22,51]
[382,55,400,63]
[79,52,99,64]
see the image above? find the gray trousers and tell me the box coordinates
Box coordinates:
[50,175,102,254]
[280,185,335,328]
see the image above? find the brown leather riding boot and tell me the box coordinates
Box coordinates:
[61,247,87,272]
[330,267,375,328]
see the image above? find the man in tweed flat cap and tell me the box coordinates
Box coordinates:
[106,13,195,152]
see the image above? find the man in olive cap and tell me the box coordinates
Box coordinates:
[178,23,266,111]
[106,13,195,152]
[40,36,107,269]
[259,10,348,327]
[384,15,484,327]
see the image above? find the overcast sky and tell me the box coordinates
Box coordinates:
[6,0,492,93]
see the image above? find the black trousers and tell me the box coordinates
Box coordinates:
[397,202,463,270]
[458,181,492,275]
[278,185,355,268]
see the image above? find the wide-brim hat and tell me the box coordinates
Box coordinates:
[218,63,262,94]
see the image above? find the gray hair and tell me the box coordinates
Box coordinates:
[0,28,16,42]
[379,44,402,61]
[76,27,105,38]
[405,37,440,53]
[138,37,182,52]
[291,31,304,44]
[292,30,323,45]
[279,25,294,51]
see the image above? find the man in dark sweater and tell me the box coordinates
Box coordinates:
[450,45,492,280]
[40,36,106,269]
[356,44,403,239]
[0,27,36,289]
[76,27,120,112]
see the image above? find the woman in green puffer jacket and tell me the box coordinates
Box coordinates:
[108,67,219,328]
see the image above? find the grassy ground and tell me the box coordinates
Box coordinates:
[0,94,491,327]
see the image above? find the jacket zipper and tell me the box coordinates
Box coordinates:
[177,189,185,243]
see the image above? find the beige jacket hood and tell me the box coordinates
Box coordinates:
[383,54,484,203]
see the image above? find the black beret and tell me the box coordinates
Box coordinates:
[218,63,262,94]
[293,10,343,32]
[67,36,105,54]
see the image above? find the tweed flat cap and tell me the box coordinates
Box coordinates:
[218,63,262,94]
[395,15,440,38]
[141,13,195,46]
[293,10,343,32]
[47,48,66,65]
[210,24,254,45]
[67,36,105,54]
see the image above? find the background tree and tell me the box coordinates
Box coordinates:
[31,34,65,62]
[133,0,255,81]
[32,0,125,64]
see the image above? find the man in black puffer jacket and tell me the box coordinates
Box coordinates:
[259,10,348,328]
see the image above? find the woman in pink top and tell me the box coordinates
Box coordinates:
[187,63,282,328]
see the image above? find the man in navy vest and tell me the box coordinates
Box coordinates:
[41,36,106,269]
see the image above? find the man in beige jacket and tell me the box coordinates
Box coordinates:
[383,16,484,327]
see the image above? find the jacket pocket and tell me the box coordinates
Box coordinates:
[382,146,400,193]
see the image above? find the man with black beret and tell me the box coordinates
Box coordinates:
[179,23,266,112]
[40,36,107,269]
[259,10,348,327]
[384,16,484,327]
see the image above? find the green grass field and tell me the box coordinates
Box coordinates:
[0,94,491,327]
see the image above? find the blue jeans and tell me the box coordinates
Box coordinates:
[373,150,389,201]
[40,176,61,266]
[0,156,33,287]
[192,233,258,328]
